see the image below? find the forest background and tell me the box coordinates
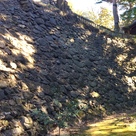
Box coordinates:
[67,0,136,31]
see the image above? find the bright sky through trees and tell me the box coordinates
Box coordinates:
[67,0,112,13]
[67,0,124,16]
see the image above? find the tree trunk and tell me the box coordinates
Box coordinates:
[57,0,67,13]
[112,0,120,32]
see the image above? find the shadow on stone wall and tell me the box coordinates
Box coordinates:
[0,0,136,135]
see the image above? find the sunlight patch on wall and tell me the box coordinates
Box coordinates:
[116,53,128,65]
[131,57,136,64]
[108,68,116,76]
[0,31,36,90]
[0,13,12,22]
[90,91,100,98]
[4,32,36,69]
[0,59,14,72]
[124,76,136,92]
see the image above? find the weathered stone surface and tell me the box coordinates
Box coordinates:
[49,17,57,25]
[0,0,135,135]
[35,18,45,25]
[0,89,7,100]
[0,81,9,88]
[0,40,5,48]
[20,116,33,129]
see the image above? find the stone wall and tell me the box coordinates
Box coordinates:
[0,0,135,135]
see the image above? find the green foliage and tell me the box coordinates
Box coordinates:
[31,100,81,130]
[55,99,80,128]
[96,7,114,30]
[87,9,98,23]
[31,109,54,126]
[67,0,74,11]
[119,0,136,25]
[120,7,136,25]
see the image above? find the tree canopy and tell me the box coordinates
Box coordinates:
[119,0,136,25]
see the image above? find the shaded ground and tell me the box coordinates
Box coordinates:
[0,0,135,135]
